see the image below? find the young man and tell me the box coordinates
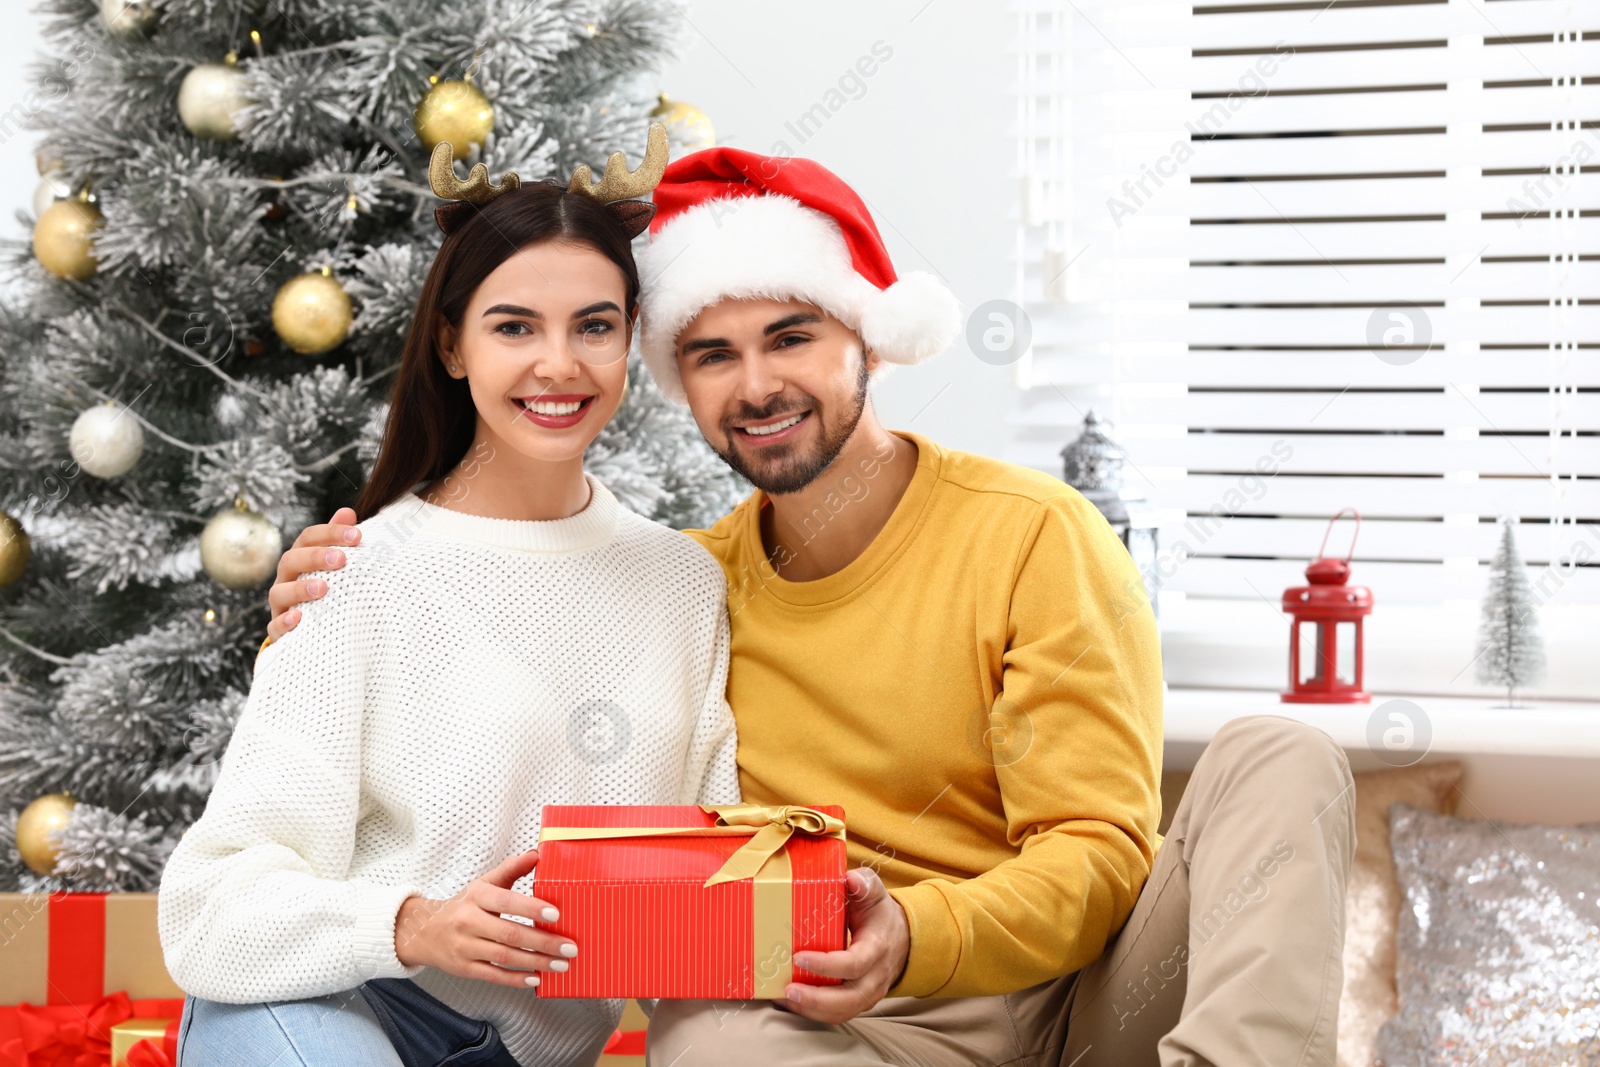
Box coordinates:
[264,148,1355,1066]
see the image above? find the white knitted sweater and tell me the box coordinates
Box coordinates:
[158,476,740,1066]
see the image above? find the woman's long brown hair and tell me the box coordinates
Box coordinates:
[353,184,642,520]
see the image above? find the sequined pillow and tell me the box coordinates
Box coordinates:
[1374,803,1600,1067]
[1338,762,1464,1067]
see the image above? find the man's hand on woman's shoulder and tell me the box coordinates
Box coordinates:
[266,507,362,641]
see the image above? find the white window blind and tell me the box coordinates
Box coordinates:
[1011,0,1599,613]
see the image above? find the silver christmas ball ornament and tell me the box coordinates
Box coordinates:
[200,500,283,590]
[100,0,157,36]
[178,59,251,140]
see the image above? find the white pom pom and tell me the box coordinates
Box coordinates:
[858,272,962,365]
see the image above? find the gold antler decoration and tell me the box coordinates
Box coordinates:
[567,121,669,203]
[428,142,521,206]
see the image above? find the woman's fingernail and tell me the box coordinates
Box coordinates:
[541,907,559,923]
[308,580,325,596]
[524,975,539,987]
[324,550,342,566]
[559,943,578,958]
[343,529,359,543]
[548,959,569,972]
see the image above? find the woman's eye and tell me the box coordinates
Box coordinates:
[495,321,530,337]
[580,320,614,336]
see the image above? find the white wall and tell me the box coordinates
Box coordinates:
[2,4,1022,460]
[0,5,47,293]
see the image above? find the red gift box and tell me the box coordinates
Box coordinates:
[533,804,848,1000]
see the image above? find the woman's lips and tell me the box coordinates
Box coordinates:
[515,394,595,429]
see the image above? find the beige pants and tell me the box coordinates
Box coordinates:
[646,715,1356,1067]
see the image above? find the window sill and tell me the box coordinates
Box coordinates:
[1163,685,1600,760]
[1162,685,1600,823]
[1157,594,1600,702]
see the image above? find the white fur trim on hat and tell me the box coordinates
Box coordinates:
[637,195,960,403]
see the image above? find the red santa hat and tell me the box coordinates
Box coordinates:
[636,148,961,403]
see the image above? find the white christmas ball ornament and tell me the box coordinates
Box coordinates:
[69,403,144,478]
[178,61,251,140]
[200,501,282,590]
[32,172,72,218]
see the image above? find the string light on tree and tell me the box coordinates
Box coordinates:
[178,52,251,140]
[414,76,494,160]
[199,497,282,590]
[33,188,102,280]
[69,401,144,478]
[0,511,29,587]
[271,267,352,355]
[15,792,77,876]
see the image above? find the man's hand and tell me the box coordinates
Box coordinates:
[266,507,361,640]
[781,867,910,1024]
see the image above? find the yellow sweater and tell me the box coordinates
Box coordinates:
[684,431,1164,999]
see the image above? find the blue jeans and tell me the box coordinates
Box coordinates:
[176,978,520,1066]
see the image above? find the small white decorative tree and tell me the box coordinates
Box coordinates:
[1474,516,1547,707]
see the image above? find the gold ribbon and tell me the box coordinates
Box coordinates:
[537,805,845,997]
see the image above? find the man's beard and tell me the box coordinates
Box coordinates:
[709,355,871,496]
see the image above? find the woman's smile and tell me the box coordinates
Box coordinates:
[513,393,597,429]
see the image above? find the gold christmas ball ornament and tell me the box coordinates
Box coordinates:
[0,511,29,588]
[33,196,102,280]
[178,58,251,140]
[649,93,716,156]
[69,402,145,478]
[414,78,494,160]
[200,499,282,590]
[100,0,157,36]
[16,792,77,876]
[271,269,352,355]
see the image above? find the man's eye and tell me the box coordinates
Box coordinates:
[495,321,530,337]
[775,333,809,348]
[698,351,729,366]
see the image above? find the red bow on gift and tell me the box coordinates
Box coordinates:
[122,1021,179,1067]
[0,991,133,1067]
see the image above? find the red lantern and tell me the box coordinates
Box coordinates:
[1282,507,1373,704]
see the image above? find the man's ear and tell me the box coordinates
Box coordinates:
[860,338,882,373]
[435,316,463,377]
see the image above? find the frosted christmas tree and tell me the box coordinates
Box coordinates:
[0,0,742,892]
[1474,515,1547,708]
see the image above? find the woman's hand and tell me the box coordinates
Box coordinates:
[267,507,362,640]
[392,849,577,988]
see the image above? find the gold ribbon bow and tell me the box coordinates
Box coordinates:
[537,804,845,997]
[697,804,846,886]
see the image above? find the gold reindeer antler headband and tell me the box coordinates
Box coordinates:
[428,122,669,238]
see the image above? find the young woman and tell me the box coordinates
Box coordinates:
[158,135,738,1067]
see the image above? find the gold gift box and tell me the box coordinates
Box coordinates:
[110,1016,176,1065]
